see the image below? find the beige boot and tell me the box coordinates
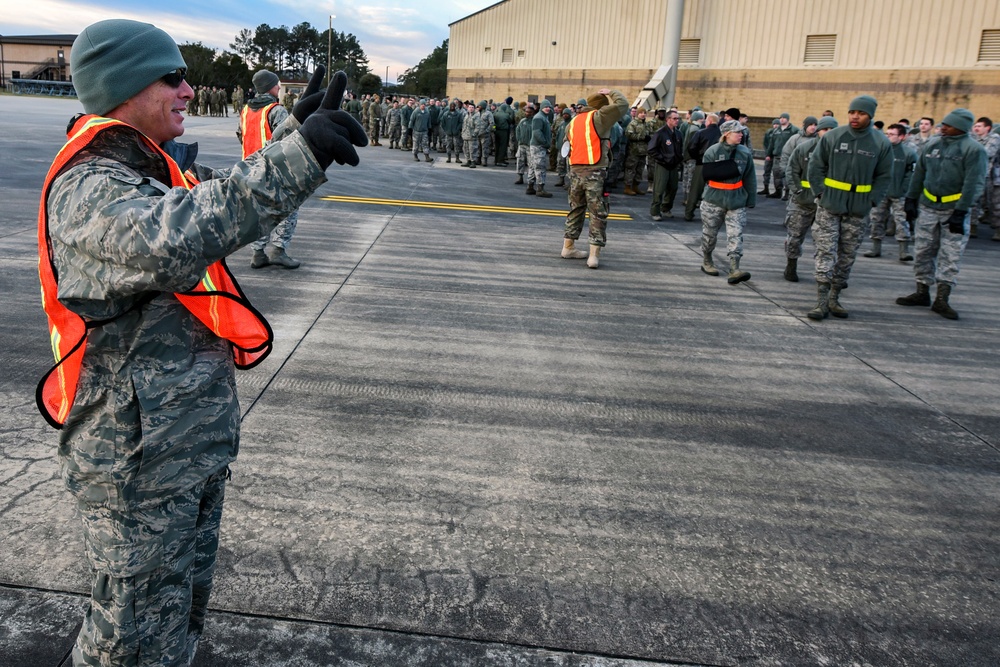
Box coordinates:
[587,245,601,269]
[701,251,719,276]
[561,239,588,259]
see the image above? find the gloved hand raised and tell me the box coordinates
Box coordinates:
[904,197,918,222]
[947,209,967,234]
[291,65,326,123]
[298,70,368,169]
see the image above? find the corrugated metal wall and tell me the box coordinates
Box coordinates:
[450,0,1000,71]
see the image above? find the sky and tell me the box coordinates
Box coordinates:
[0,0,500,83]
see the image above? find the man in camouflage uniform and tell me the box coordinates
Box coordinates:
[645,108,666,192]
[623,107,653,196]
[368,94,383,146]
[779,116,818,201]
[864,123,917,261]
[561,88,629,268]
[782,116,838,281]
[283,88,297,112]
[45,20,365,666]
[969,117,1000,239]
[679,109,704,202]
[409,98,434,162]
[513,104,533,182]
[906,116,935,156]
[806,95,893,320]
[896,108,987,319]
[527,100,552,197]
[197,85,208,116]
[239,70,305,269]
[461,102,478,168]
[766,112,797,199]
[475,100,494,166]
[553,107,572,187]
[440,101,462,162]
[231,86,243,116]
[386,100,402,149]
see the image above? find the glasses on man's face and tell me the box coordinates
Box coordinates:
[161,68,187,88]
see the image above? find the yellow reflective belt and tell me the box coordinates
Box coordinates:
[923,188,961,203]
[801,180,811,189]
[824,178,871,193]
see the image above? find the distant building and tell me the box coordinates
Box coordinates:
[446,0,1000,123]
[0,34,75,86]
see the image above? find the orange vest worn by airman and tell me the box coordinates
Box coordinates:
[568,111,602,166]
[37,115,273,428]
[239,103,279,158]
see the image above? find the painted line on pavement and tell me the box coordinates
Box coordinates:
[320,195,632,220]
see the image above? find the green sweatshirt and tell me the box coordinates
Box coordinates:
[701,142,757,210]
[886,141,917,200]
[906,133,988,211]
[786,136,821,210]
[807,124,893,216]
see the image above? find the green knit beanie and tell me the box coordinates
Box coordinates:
[252,70,279,94]
[941,108,974,133]
[848,95,878,118]
[816,117,838,131]
[71,19,185,116]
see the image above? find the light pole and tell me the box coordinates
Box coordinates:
[327,15,335,84]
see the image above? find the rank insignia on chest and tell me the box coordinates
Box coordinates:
[839,143,849,151]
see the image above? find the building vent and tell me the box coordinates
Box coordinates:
[804,34,836,63]
[979,30,1000,62]
[679,39,700,65]
[517,50,525,58]
[502,48,513,64]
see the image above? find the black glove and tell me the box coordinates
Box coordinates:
[291,65,326,123]
[299,71,368,169]
[947,209,967,234]
[904,197,918,222]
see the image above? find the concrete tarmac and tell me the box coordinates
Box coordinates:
[1,94,998,666]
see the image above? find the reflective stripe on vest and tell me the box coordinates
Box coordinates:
[36,115,273,429]
[923,188,961,204]
[801,181,811,189]
[823,177,872,193]
[239,103,278,158]
[568,111,601,166]
[708,180,743,190]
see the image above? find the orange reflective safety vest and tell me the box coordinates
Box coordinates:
[567,111,602,166]
[239,103,279,158]
[37,115,273,429]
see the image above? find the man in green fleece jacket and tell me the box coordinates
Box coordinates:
[806,94,893,320]
[896,108,987,320]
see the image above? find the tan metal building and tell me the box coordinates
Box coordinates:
[0,35,74,86]
[447,0,1000,124]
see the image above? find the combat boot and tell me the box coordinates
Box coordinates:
[587,245,601,269]
[895,282,930,307]
[780,188,789,201]
[267,246,301,269]
[863,239,882,258]
[561,239,588,259]
[469,161,476,169]
[446,156,451,163]
[931,283,959,320]
[992,228,1000,242]
[828,285,849,318]
[970,223,978,238]
[424,154,434,163]
[515,174,524,185]
[898,240,913,262]
[727,256,751,284]
[526,184,536,195]
[807,283,831,320]
[535,184,553,198]
[758,184,770,196]
[701,251,719,276]
[461,160,471,167]
[767,189,782,199]
[783,257,799,282]
[414,153,420,161]
[556,175,565,187]
[624,184,636,196]
[250,249,270,269]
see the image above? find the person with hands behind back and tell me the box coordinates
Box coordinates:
[38,18,365,666]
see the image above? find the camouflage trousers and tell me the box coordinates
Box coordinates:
[388,123,402,145]
[444,134,461,158]
[971,182,1000,230]
[870,197,910,241]
[413,130,430,156]
[681,158,695,202]
[73,468,228,666]
[516,145,530,175]
[556,152,568,178]
[368,117,381,141]
[761,156,773,188]
[565,167,609,246]
[783,199,817,259]
[478,134,493,164]
[624,150,647,185]
[913,206,969,286]
[528,145,548,186]
[772,162,787,193]
[250,210,298,251]
[812,207,869,287]
[700,200,747,259]
[463,139,476,163]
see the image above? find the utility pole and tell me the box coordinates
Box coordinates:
[327,14,335,84]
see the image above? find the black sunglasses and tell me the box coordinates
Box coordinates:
[161,68,187,88]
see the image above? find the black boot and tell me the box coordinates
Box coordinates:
[896,282,930,307]
[758,184,770,196]
[931,284,959,320]
[783,258,799,282]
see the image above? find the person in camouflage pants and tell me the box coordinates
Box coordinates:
[45,22,365,665]
[623,107,652,195]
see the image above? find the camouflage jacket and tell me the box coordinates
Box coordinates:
[462,112,478,141]
[45,119,325,520]
[475,109,494,137]
[625,118,653,155]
